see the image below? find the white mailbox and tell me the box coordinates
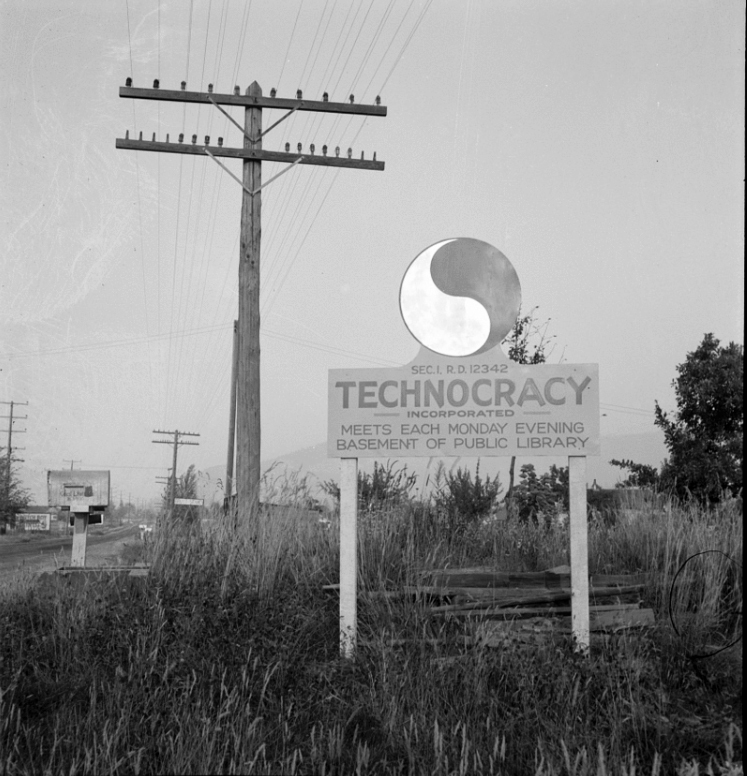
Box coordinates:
[48,470,110,524]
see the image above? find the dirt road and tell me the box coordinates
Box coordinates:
[0,524,141,582]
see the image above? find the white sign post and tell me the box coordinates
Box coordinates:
[328,239,600,656]
[569,456,590,651]
[339,458,358,657]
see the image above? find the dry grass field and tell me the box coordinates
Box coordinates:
[0,493,742,775]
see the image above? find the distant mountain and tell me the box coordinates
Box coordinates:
[18,431,666,508]
[206,430,669,500]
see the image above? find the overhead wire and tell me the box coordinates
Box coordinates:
[168,0,220,425]
[262,2,432,318]
[181,0,239,422]
[193,3,392,427]
[124,0,156,413]
[261,3,392,313]
[173,2,223,421]
[186,0,269,424]
[150,2,436,440]
[357,0,417,100]
[297,0,333,90]
[303,0,339,93]
[377,0,434,94]
[164,1,195,423]
[1,322,233,359]
[277,3,303,93]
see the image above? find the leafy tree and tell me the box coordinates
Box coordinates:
[162,464,201,519]
[0,453,30,530]
[511,463,568,524]
[655,333,743,502]
[609,459,661,489]
[501,306,557,498]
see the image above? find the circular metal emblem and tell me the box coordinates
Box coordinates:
[399,238,521,357]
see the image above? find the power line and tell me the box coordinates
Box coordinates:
[1,322,232,359]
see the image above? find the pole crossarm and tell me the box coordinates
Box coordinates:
[116,138,384,170]
[120,86,387,116]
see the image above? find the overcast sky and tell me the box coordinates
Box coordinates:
[1,0,743,502]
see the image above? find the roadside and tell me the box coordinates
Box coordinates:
[0,524,141,582]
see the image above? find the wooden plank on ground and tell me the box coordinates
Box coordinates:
[420,568,647,589]
[430,603,642,619]
[421,569,573,588]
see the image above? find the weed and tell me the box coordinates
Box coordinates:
[0,496,742,774]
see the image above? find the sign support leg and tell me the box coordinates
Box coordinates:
[340,457,358,658]
[569,455,590,651]
[71,512,89,567]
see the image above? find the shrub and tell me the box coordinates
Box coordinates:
[322,460,417,513]
[432,461,502,531]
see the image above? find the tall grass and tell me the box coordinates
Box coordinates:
[1,498,742,775]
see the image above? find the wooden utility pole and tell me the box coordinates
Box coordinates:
[225,320,239,510]
[152,429,200,514]
[1,400,28,506]
[63,459,82,471]
[241,83,262,513]
[118,81,386,519]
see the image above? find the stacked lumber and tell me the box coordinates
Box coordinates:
[325,566,655,648]
[415,565,654,642]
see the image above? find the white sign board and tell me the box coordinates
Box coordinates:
[329,350,599,458]
[174,497,204,506]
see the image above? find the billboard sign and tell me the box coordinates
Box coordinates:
[47,470,111,510]
[17,513,52,531]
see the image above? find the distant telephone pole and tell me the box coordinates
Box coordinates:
[118,81,386,519]
[1,400,28,505]
[155,471,172,496]
[63,459,82,471]
[152,430,200,513]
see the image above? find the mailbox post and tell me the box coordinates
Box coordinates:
[47,470,110,568]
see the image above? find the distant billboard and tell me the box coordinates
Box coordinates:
[47,470,110,510]
[16,512,52,531]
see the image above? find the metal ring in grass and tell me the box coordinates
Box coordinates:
[668,549,742,660]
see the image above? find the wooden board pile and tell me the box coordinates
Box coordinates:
[410,565,654,647]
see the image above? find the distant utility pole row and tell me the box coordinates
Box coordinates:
[152,429,200,513]
[1,400,28,502]
[118,80,386,519]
